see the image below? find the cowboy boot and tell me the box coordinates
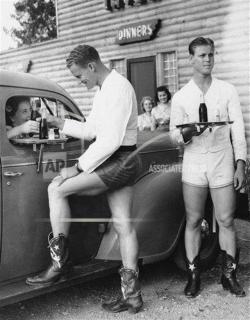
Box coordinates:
[102,267,143,314]
[184,255,201,298]
[221,250,245,297]
[26,232,72,286]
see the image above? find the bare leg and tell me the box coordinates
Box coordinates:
[182,183,208,297]
[102,186,143,313]
[210,184,245,296]
[210,184,236,257]
[183,183,209,261]
[26,172,108,286]
[48,173,108,237]
[107,186,138,270]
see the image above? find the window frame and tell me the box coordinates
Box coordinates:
[156,51,179,95]
[110,58,127,77]
[1,88,83,155]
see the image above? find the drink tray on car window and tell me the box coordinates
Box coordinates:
[11,136,68,152]
[176,121,233,129]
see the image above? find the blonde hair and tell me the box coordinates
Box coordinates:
[140,96,154,113]
[66,44,100,68]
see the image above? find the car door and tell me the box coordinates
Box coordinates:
[0,88,109,282]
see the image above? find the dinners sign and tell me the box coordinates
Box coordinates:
[116,19,160,44]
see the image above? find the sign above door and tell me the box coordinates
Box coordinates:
[116,19,161,45]
[105,0,161,12]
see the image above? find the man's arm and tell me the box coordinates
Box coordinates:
[227,84,247,190]
[47,115,95,141]
[228,85,247,162]
[234,159,246,190]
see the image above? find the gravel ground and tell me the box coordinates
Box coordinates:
[0,219,249,320]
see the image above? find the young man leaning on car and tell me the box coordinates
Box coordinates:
[26,44,143,314]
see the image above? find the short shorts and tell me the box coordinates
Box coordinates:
[95,146,141,190]
[182,147,235,188]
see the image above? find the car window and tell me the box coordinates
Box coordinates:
[4,94,85,180]
[5,95,83,143]
[36,97,81,121]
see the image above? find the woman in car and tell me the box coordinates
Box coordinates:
[137,96,156,131]
[6,96,39,139]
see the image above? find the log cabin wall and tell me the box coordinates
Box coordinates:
[0,0,249,156]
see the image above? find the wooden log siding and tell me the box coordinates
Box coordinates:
[0,0,249,155]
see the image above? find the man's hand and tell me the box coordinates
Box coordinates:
[47,115,65,130]
[60,166,79,180]
[181,124,208,143]
[234,160,246,191]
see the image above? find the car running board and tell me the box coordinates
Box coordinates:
[0,259,120,308]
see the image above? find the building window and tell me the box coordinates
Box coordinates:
[162,52,178,95]
[110,59,126,77]
[157,51,178,95]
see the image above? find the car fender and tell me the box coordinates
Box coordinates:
[96,168,185,263]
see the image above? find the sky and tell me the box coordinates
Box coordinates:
[0,0,19,51]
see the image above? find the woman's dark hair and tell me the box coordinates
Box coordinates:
[66,44,101,68]
[188,37,214,55]
[155,86,171,103]
[6,96,30,126]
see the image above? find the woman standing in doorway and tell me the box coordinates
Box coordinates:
[138,96,156,131]
[152,85,171,130]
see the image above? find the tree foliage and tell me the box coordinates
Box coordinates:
[11,0,57,46]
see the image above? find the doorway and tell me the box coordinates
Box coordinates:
[127,56,156,114]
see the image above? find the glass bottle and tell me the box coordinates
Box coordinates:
[199,94,208,123]
[39,105,48,139]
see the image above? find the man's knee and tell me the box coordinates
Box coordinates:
[113,219,132,236]
[186,214,203,229]
[48,179,63,197]
[217,213,234,229]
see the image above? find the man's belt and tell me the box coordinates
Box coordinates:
[118,145,137,152]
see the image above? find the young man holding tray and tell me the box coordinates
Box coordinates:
[170,37,247,298]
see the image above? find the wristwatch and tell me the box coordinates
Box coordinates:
[75,161,83,173]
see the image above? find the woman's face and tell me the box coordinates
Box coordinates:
[11,100,31,126]
[143,99,153,113]
[157,91,168,104]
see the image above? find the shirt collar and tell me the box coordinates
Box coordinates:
[189,77,215,97]
[99,69,115,91]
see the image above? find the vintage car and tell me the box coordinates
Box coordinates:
[0,69,238,307]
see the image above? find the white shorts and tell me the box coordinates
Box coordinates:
[182,147,235,188]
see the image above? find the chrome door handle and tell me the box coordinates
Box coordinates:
[4,171,23,177]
